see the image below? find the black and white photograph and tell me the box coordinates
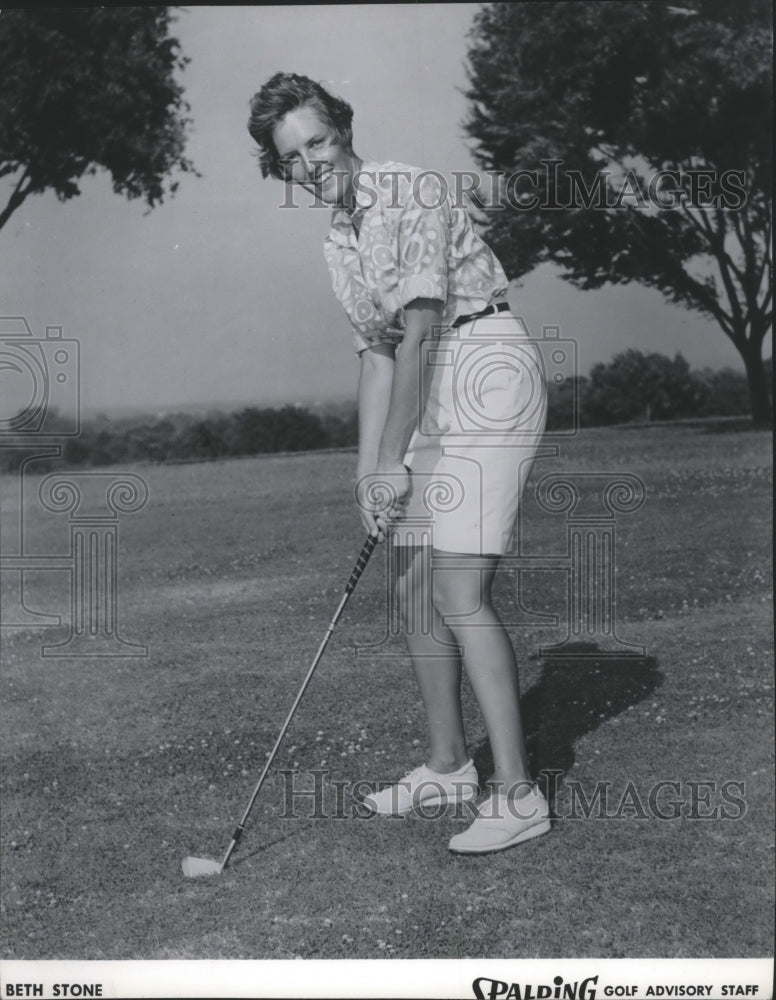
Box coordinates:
[0,4,773,998]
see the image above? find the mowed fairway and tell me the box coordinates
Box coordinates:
[1,424,773,959]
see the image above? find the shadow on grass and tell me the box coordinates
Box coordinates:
[472,644,662,808]
[230,829,301,868]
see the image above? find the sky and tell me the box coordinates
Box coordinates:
[0,4,768,419]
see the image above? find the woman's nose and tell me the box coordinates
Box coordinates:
[299,153,316,179]
[303,154,329,183]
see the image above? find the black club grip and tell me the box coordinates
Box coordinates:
[345,532,379,594]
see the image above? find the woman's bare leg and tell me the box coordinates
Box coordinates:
[431,551,532,795]
[395,544,469,773]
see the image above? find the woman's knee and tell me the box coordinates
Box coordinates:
[432,570,479,624]
[431,557,497,624]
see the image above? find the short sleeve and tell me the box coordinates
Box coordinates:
[395,171,451,309]
[352,326,404,357]
[352,326,371,355]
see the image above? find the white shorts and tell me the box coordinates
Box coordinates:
[398,310,547,555]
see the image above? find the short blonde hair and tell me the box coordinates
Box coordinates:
[247,72,354,179]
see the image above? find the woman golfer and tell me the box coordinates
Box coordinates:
[248,72,550,854]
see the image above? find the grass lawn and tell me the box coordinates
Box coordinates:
[0,422,772,960]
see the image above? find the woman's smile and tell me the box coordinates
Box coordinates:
[272,105,358,206]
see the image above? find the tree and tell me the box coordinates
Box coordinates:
[464,1,772,426]
[583,349,707,425]
[694,366,754,417]
[0,7,197,231]
[226,407,276,456]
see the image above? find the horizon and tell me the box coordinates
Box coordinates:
[76,343,767,424]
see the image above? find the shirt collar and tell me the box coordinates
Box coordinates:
[328,159,382,239]
[353,159,382,210]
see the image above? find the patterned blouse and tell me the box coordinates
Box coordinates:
[323,160,509,355]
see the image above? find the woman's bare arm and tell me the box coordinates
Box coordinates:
[357,341,395,478]
[356,341,395,536]
[377,297,443,469]
[355,298,443,536]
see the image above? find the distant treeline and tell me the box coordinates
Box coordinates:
[1,351,769,472]
[0,405,358,473]
[546,350,772,431]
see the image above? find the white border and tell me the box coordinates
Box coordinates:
[0,958,774,1000]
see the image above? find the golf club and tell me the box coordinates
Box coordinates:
[182,529,379,878]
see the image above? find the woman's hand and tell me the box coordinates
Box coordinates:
[356,462,411,542]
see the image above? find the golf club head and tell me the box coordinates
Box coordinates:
[182,856,223,878]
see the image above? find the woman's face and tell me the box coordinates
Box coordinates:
[272,104,356,206]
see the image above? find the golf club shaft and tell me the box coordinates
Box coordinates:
[219,530,379,870]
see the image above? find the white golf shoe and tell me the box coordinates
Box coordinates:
[361,759,479,816]
[448,785,551,854]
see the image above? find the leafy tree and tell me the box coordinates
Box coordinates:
[320,408,359,448]
[694,365,756,417]
[546,374,587,431]
[268,406,329,452]
[173,417,230,461]
[465,1,772,426]
[0,7,197,231]
[226,407,276,456]
[584,349,706,424]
